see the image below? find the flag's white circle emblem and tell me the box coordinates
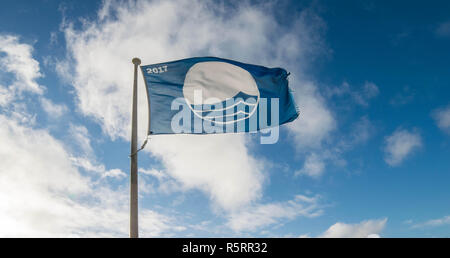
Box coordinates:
[183,61,260,124]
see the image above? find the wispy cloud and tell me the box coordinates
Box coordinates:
[384,128,422,166]
[296,115,375,179]
[354,81,379,106]
[296,80,380,178]
[70,156,126,179]
[139,168,183,194]
[327,81,379,107]
[40,97,68,118]
[347,116,375,146]
[432,105,450,134]
[390,86,415,106]
[411,215,450,229]
[435,21,450,38]
[69,124,94,156]
[227,195,323,232]
[296,153,325,178]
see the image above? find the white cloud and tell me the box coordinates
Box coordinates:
[288,82,336,149]
[0,34,44,127]
[384,128,422,166]
[148,134,265,211]
[0,95,175,236]
[139,168,166,181]
[69,124,94,156]
[40,97,68,118]
[7,102,37,126]
[61,0,328,212]
[320,218,387,238]
[70,156,126,179]
[0,35,181,237]
[432,105,450,134]
[139,168,183,195]
[227,195,323,232]
[0,114,180,237]
[0,34,68,126]
[0,35,43,99]
[0,84,13,106]
[295,153,325,178]
[103,168,126,179]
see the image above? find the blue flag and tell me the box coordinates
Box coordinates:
[140,57,299,135]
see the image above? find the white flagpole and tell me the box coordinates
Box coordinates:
[130,57,141,238]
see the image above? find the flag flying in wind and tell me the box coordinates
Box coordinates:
[140,57,299,135]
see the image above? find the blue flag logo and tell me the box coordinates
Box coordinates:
[183,61,260,125]
[141,57,299,138]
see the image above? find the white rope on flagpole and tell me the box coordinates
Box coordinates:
[129,135,149,157]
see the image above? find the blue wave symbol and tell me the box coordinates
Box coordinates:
[190,91,259,122]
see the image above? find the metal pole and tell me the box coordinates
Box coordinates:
[130,57,141,238]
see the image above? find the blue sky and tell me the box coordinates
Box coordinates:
[1,0,450,237]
